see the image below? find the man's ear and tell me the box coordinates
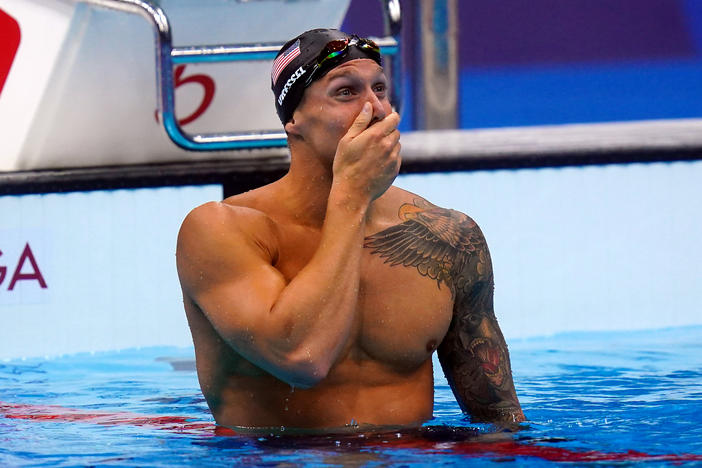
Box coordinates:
[284,116,302,139]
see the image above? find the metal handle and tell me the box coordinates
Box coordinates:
[79,0,402,152]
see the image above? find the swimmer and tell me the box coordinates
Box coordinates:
[176,29,525,433]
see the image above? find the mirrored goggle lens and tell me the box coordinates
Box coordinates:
[318,39,350,65]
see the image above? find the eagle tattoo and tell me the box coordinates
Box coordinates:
[363,199,487,297]
[365,199,521,421]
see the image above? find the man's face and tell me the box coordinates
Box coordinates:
[286,58,393,160]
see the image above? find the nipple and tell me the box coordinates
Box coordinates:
[426,339,438,353]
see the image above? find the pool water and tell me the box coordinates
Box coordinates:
[1,326,701,466]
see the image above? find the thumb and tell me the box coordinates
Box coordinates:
[345,102,372,139]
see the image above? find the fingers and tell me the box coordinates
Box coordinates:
[370,140,401,201]
[384,140,401,176]
[346,104,400,142]
[344,102,373,139]
[391,141,402,171]
[387,127,401,146]
[332,107,402,201]
[380,112,401,136]
[374,116,401,165]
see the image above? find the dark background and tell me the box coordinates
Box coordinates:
[342,0,702,131]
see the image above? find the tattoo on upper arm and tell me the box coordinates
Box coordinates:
[364,198,523,422]
[363,198,488,298]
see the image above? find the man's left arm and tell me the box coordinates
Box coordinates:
[437,220,525,424]
[364,199,524,422]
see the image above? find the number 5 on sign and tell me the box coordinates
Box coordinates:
[155,64,216,126]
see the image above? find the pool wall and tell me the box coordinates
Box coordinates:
[0,185,220,359]
[2,159,701,359]
[397,161,702,340]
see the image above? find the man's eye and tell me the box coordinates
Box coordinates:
[337,88,352,96]
[374,84,387,93]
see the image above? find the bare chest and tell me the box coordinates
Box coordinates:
[274,227,454,370]
[356,252,454,367]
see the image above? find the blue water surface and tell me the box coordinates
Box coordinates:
[1,326,701,466]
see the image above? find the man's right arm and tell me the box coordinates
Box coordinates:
[176,103,401,389]
[177,199,364,388]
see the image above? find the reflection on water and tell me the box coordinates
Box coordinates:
[1,327,701,466]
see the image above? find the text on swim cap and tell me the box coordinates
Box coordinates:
[278,66,306,106]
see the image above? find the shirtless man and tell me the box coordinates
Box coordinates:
[176,29,524,433]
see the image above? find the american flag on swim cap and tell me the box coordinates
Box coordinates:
[271,39,301,86]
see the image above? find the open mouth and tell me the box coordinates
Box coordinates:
[469,338,504,383]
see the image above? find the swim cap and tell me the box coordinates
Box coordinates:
[271,28,382,124]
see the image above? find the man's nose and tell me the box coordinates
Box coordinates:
[366,88,387,124]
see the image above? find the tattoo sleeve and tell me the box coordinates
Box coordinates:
[435,219,525,423]
[365,199,524,423]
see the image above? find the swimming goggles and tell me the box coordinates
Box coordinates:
[304,35,381,87]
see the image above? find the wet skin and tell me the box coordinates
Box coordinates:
[176,59,524,432]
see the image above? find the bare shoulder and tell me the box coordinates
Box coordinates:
[176,200,279,296]
[178,200,276,249]
[383,186,486,246]
[384,186,479,224]
[369,186,490,297]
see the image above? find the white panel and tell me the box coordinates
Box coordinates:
[0,185,222,359]
[10,0,351,170]
[0,0,75,171]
